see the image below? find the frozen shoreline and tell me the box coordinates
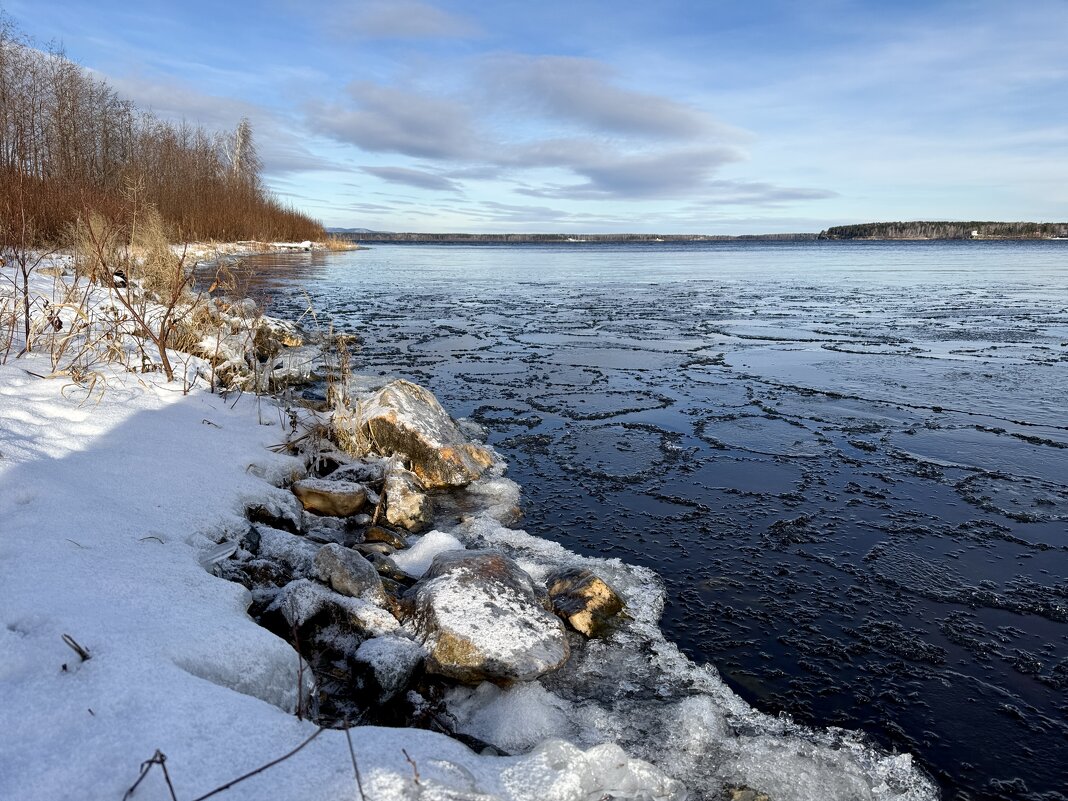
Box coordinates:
[0,257,938,801]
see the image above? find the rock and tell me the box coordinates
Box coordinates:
[354,635,426,702]
[314,544,386,604]
[545,568,625,637]
[329,457,388,487]
[366,552,412,584]
[727,787,771,801]
[350,380,494,488]
[406,550,569,684]
[364,525,409,550]
[292,478,368,517]
[383,467,433,531]
[356,541,396,557]
[269,578,399,638]
[246,493,304,534]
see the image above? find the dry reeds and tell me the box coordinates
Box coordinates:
[0,19,324,246]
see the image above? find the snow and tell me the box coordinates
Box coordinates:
[391,529,465,577]
[354,634,426,701]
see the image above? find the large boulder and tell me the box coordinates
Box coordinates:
[314,544,386,605]
[349,380,494,488]
[545,568,625,637]
[405,550,569,684]
[384,466,433,532]
[292,478,368,517]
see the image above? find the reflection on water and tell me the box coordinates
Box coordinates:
[231,241,1068,800]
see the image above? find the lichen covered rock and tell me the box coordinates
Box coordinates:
[384,466,433,531]
[405,550,569,683]
[292,478,368,517]
[314,543,386,604]
[350,380,494,488]
[545,567,625,637]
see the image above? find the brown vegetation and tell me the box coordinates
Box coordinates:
[0,16,324,246]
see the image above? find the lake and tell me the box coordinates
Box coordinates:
[234,240,1068,800]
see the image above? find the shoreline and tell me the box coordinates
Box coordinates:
[0,252,938,801]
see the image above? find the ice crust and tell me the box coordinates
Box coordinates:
[444,516,939,801]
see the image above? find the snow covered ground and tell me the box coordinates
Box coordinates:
[0,261,680,801]
[1,259,939,801]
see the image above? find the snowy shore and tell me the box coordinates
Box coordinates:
[0,256,938,801]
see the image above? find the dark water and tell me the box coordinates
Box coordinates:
[231,241,1068,800]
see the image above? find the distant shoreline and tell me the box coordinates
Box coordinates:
[330,223,1068,245]
[330,232,817,244]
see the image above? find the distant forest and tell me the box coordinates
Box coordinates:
[336,232,819,244]
[0,16,323,245]
[819,221,1068,240]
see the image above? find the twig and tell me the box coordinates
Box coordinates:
[344,724,367,801]
[65,539,86,548]
[187,727,325,801]
[61,633,91,661]
[402,749,420,785]
[138,536,164,544]
[122,750,177,801]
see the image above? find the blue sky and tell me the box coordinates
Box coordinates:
[8,0,1068,232]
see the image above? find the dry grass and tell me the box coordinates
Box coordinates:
[322,236,359,252]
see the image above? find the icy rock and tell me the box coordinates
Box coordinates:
[405,549,569,683]
[292,478,368,517]
[546,567,625,637]
[256,525,320,576]
[384,466,433,531]
[270,578,399,636]
[314,543,386,604]
[263,345,321,389]
[354,634,426,702]
[329,456,388,487]
[246,490,304,533]
[255,314,304,349]
[727,787,771,801]
[350,379,494,488]
[364,525,409,550]
[392,529,465,578]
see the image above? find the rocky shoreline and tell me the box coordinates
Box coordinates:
[219,377,628,736]
[193,311,938,801]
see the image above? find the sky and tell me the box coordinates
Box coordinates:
[7,0,1068,233]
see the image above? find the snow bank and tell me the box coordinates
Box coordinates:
[0,351,683,801]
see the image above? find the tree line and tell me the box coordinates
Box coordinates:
[0,15,323,245]
[819,221,1068,240]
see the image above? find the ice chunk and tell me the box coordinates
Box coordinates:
[391,529,464,577]
[446,682,575,753]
